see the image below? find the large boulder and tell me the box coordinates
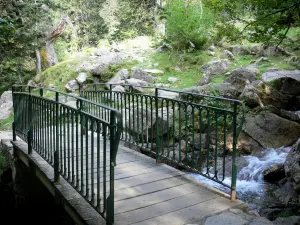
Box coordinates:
[285,139,300,196]
[263,164,285,183]
[240,84,263,107]
[65,80,79,92]
[106,68,128,87]
[227,45,250,56]
[257,45,290,57]
[279,110,300,123]
[225,67,260,89]
[131,67,155,83]
[245,112,300,148]
[0,91,13,120]
[76,72,87,84]
[262,70,300,95]
[157,90,179,99]
[124,106,173,141]
[77,52,128,76]
[201,59,230,76]
[125,78,148,92]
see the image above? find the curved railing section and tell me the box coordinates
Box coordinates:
[81,83,246,200]
[12,85,122,225]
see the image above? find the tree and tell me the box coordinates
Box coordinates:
[204,0,300,46]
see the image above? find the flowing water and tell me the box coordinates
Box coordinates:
[188,146,292,211]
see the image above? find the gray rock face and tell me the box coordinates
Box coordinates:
[201,59,230,76]
[131,67,155,83]
[279,110,300,123]
[157,90,179,99]
[198,74,211,86]
[167,77,178,83]
[0,91,13,120]
[228,45,250,56]
[143,69,164,74]
[223,50,235,60]
[285,139,300,196]
[106,68,128,87]
[76,72,87,84]
[226,67,260,89]
[78,52,128,76]
[240,84,262,107]
[125,106,173,141]
[257,45,290,57]
[273,216,300,225]
[112,85,125,92]
[263,164,285,183]
[65,80,79,92]
[125,78,148,92]
[197,83,240,98]
[262,70,300,95]
[245,112,300,148]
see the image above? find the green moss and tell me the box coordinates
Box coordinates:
[0,113,14,131]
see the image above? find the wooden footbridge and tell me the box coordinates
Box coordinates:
[11,85,245,225]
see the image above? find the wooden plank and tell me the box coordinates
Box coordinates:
[115,191,216,225]
[131,197,242,225]
[114,182,214,214]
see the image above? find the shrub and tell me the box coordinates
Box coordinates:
[164,0,214,50]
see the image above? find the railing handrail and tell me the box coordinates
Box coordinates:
[12,85,122,225]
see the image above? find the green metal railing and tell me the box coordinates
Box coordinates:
[12,85,122,225]
[81,83,245,200]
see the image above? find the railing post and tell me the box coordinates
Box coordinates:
[27,86,33,154]
[12,86,16,141]
[107,111,116,225]
[109,84,112,107]
[231,102,238,200]
[155,88,161,163]
[54,92,60,182]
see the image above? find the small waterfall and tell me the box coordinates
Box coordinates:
[188,146,291,202]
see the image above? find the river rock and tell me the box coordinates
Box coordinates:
[285,139,300,196]
[65,80,79,92]
[227,131,263,155]
[76,72,87,84]
[245,112,300,148]
[263,164,285,183]
[262,70,300,95]
[112,85,125,92]
[0,91,13,120]
[225,67,260,90]
[201,59,230,76]
[131,67,155,83]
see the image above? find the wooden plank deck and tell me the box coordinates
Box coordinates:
[29,128,245,225]
[113,143,243,225]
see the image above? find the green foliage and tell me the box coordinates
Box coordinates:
[0,113,14,131]
[164,0,214,50]
[113,0,155,40]
[212,22,241,42]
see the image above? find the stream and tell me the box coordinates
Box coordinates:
[188,146,291,212]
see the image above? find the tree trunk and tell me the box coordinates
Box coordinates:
[45,17,68,67]
[35,49,42,73]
